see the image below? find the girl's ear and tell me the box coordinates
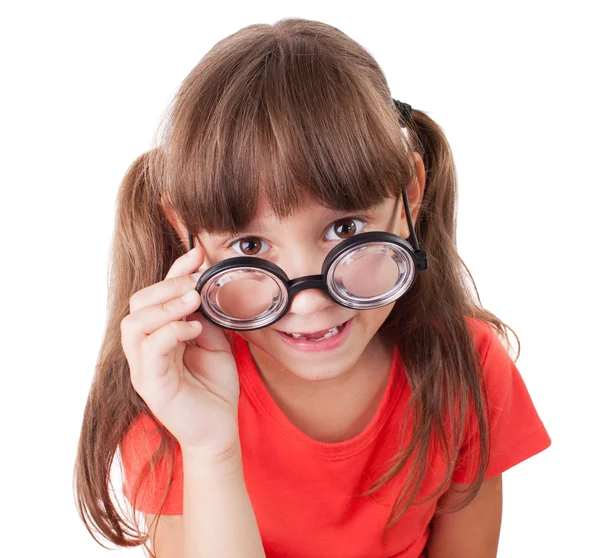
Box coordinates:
[412,151,426,199]
[159,194,210,271]
[160,194,188,245]
[398,152,425,239]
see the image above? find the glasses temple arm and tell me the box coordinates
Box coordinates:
[402,188,428,271]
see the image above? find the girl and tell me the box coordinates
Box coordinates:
[74,17,551,558]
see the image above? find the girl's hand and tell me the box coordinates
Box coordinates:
[120,246,241,459]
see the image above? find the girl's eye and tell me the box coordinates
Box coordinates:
[324,217,366,241]
[229,217,366,256]
[230,236,270,256]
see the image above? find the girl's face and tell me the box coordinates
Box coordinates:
[165,153,425,384]
[195,195,417,383]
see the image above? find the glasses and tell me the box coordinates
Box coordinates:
[187,188,428,331]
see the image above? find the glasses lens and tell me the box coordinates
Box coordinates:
[200,267,287,329]
[328,242,415,308]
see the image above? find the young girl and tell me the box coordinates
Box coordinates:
[74,17,551,558]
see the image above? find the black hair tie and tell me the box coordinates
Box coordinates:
[393,99,412,125]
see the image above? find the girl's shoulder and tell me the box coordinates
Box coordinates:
[464,315,496,353]
[453,316,551,483]
[465,316,522,389]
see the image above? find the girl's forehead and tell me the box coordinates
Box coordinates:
[253,194,392,223]
[253,197,343,223]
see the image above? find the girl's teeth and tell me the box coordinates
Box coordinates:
[287,326,341,341]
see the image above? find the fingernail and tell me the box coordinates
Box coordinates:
[181,290,198,303]
[191,272,202,281]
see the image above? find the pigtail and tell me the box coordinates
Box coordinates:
[73,149,181,550]
[374,109,518,530]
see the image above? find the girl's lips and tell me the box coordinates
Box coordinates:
[273,318,354,353]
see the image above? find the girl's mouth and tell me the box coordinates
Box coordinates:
[282,321,347,340]
[274,318,353,353]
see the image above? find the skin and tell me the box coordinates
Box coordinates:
[427,474,503,557]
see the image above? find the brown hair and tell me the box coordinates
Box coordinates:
[74,17,519,553]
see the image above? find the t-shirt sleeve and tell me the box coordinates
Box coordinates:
[120,413,184,514]
[452,322,551,484]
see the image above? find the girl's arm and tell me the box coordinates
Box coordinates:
[426,474,503,558]
[181,443,266,558]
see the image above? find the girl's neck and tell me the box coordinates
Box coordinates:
[247,332,396,443]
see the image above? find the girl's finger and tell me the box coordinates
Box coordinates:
[129,245,205,313]
[129,271,200,313]
[121,289,201,364]
[135,319,203,389]
[164,245,205,281]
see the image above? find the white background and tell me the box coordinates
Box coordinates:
[1,1,598,556]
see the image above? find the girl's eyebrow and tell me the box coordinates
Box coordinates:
[210,207,373,239]
[234,221,272,234]
[209,221,271,239]
[207,221,271,242]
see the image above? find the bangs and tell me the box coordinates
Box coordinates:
[157,23,416,235]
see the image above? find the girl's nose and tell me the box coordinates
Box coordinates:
[288,286,334,317]
[283,251,336,316]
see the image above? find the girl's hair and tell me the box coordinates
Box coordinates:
[74,17,519,552]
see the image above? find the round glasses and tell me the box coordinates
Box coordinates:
[188,190,428,331]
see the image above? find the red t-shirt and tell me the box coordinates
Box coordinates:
[121,317,551,557]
